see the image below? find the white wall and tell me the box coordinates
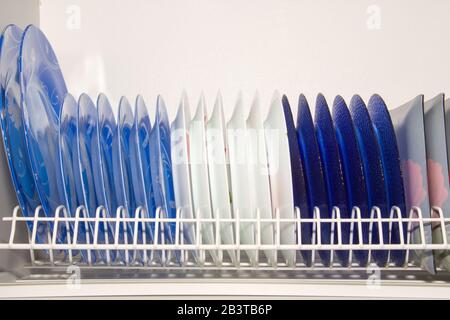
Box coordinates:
[39,0,450,120]
[0,0,39,31]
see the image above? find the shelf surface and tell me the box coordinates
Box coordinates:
[1,276,450,299]
[1,268,450,299]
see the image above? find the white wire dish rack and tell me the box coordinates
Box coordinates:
[1,204,449,272]
[1,204,450,299]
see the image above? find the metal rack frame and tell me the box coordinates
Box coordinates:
[0,204,448,271]
[0,204,449,299]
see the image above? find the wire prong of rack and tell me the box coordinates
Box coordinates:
[234,208,240,268]
[274,207,280,268]
[294,206,301,269]
[214,208,223,267]
[433,206,449,247]
[255,208,261,269]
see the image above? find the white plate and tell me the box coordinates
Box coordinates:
[170,92,197,261]
[264,91,296,266]
[206,92,236,264]
[227,93,257,265]
[246,92,276,266]
[189,95,218,263]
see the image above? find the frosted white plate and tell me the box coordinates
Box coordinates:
[206,92,236,264]
[189,95,218,263]
[264,91,296,266]
[390,95,434,274]
[227,93,257,265]
[424,94,450,270]
[170,92,197,261]
[246,92,275,265]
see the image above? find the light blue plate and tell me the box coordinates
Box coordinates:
[314,94,350,266]
[59,94,90,261]
[281,95,310,265]
[77,93,115,263]
[332,96,370,266]
[132,95,156,241]
[112,97,133,235]
[20,25,68,247]
[150,96,177,258]
[0,25,48,243]
[118,96,147,263]
[296,94,331,266]
[350,95,389,267]
[368,94,406,266]
[118,97,136,218]
[97,93,130,263]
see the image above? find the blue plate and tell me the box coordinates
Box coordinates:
[0,25,47,243]
[296,94,331,266]
[131,96,156,249]
[20,25,68,247]
[59,94,90,261]
[280,95,310,265]
[368,94,407,267]
[97,93,131,263]
[332,96,369,266]
[150,96,177,254]
[77,93,116,263]
[350,95,389,267]
[118,96,148,262]
[134,96,156,218]
[314,94,350,266]
[116,97,134,226]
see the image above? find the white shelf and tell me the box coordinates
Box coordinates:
[1,277,450,299]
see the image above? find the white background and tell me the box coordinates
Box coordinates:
[34,0,450,120]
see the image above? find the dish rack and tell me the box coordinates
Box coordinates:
[2,204,448,268]
[2,202,450,298]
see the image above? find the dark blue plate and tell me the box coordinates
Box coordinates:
[150,96,177,255]
[20,25,68,247]
[59,94,90,261]
[78,94,116,263]
[296,94,331,266]
[0,25,47,243]
[350,95,389,267]
[332,96,369,266]
[314,94,350,266]
[368,94,407,267]
[97,93,131,263]
[280,95,310,265]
